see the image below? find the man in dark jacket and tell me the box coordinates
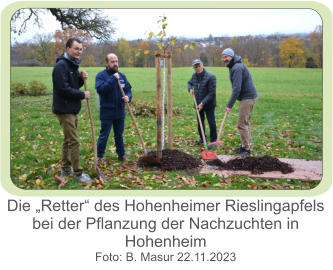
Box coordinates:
[52,38,92,183]
[222,48,258,156]
[188,59,217,145]
[95,53,132,162]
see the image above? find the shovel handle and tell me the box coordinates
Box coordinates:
[217,111,228,141]
[117,78,147,154]
[192,93,208,149]
[83,79,98,169]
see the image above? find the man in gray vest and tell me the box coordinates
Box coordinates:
[222,48,258,156]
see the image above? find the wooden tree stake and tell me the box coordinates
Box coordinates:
[155,51,162,161]
[166,50,173,149]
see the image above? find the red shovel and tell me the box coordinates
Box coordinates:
[192,93,216,160]
[208,111,228,148]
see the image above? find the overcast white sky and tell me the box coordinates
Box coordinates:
[11,8,322,42]
[111,9,322,39]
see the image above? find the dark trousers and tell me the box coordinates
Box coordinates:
[97,118,125,158]
[197,107,217,142]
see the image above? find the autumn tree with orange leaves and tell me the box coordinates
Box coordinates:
[53,27,92,57]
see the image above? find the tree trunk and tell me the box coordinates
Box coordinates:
[155,51,162,161]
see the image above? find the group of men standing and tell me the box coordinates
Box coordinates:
[52,38,258,183]
[52,38,131,183]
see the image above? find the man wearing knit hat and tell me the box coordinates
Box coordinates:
[221,48,258,156]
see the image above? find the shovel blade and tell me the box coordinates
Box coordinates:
[96,166,110,182]
[201,150,216,160]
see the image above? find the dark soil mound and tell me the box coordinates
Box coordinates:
[206,155,294,174]
[137,149,202,171]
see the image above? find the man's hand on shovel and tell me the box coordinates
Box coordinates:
[81,71,90,99]
[122,96,130,103]
[84,91,90,99]
[114,72,129,103]
[81,70,88,79]
[197,103,204,112]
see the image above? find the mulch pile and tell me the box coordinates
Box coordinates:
[137,149,202,171]
[206,155,294,174]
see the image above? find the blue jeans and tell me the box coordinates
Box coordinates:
[97,118,125,158]
[197,107,217,142]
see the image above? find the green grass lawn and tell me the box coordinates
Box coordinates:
[10,66,323,190]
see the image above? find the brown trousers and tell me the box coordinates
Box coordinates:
[56,114,83,176]
[238,98,257,150]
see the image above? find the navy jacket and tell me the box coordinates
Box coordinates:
[187,69,216,109]
[95,68,132,120]
[226,55,258,108]
[52,53,85,114]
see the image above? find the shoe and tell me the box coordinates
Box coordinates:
[195,140,203,145]
[118,155,127,162]
[60,168,74,177]
[233,146,244,153]
[97,157,106,164]
[238,149,251,156]
[207,142,217,149]
[77,173,93,183]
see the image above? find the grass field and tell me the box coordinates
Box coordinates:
[10,66,323,190]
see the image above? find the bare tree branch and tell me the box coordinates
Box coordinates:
[12,8,115,40]
[12,9,42,35]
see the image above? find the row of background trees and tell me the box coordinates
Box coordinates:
[11,25,322,68]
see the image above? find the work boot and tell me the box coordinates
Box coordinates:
[195,140,203,145]
[238,148,251,156]
[233,146,244,153]
[207,142,217,149]
[60,168,74,177]
[77,173,93,184]
[97,157,107,164]
[118,155,127,162]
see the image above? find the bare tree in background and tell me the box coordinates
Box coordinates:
[11,8,115,40]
